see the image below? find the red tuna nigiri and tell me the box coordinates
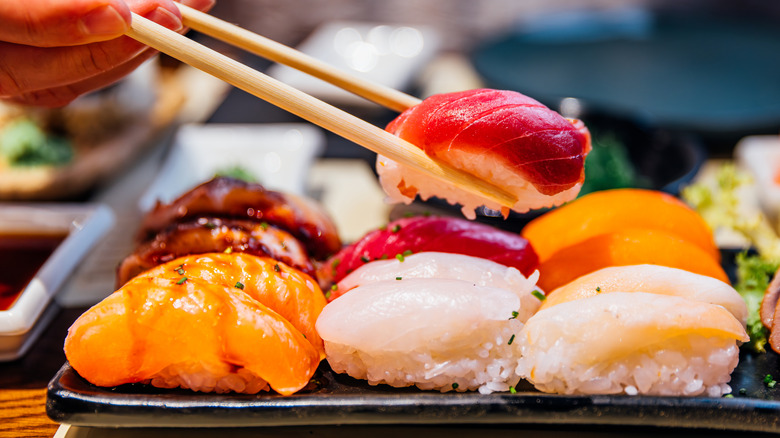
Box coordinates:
[378,89,591,219]
[318,216,538,289]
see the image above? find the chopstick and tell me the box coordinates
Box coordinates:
[125,13,518,208]
[176,4,422,112]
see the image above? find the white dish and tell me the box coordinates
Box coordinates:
[139,123,325,212]
[0,204,114,361]
[267,21,440,107]
[734,135,780,221]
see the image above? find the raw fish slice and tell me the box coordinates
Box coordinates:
[335,252,541,322]
[521,188,720,263]
[517,292,747,396]
[65,276,320,395]
[320,216,538,285]
[759,266,780,352]
[535,228,729,292]
[138,177,341,260]
[379,89,590,218]
[143,253,326,356]
[116,218,314,286]
[316,278,524,393]
[543,264,747,326]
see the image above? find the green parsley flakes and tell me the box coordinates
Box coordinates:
[509,386,517,394]
[510,311,519,320]
[396,276,403,281]
[234,281,245,290]
[176,276,188,285]
[395,253,405,262]
[508,334,515,345]
[451,383,459,390]
[391,224,401,233]
[531,290,546,301]
[360,255,370,263]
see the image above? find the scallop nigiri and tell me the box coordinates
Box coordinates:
[64,253,325,395]
[516,292,748,396]
[333,252,542,322]
[378,89,591,218]
[542,264,747,326]
[317,278,525,394]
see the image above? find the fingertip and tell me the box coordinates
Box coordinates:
[176,0,216,12]
[78,2,132,38]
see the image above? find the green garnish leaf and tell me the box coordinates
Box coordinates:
[510,311,519,320]
[531,290,546,301]
[234,281,244,290]
[395,277,402,281]
[214,165,257,182]
[509,386,517,394]
[176,276,188,285]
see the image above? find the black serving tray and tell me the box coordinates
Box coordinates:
[47,350,780,432]
[46,250,780,432]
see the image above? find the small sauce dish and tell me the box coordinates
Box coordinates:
[0,204,113,361]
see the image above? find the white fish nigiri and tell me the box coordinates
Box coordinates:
[337,252,541,322]
[316,278,524,394]
[543,264,748,326]
[516,292,748,396]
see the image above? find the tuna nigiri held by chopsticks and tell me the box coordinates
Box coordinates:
[378,89,591,219]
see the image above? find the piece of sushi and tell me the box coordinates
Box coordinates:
[140,253,327,355]
[319,215,539,286]
[64,253,325,395]
[334,251,542,322]
[543,264,747,327]
[316,278,526,394]
[516,292,748,396]
[378,89,591,219]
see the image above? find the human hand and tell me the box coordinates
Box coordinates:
[0,0,215,107]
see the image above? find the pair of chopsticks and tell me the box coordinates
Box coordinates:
[125,5,517,208]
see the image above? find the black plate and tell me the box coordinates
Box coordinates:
[46,353,780,432]
[46,251,780,432]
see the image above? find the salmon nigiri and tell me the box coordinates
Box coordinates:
[378,89,591,219]
[64,254,325,395]
[142,253,327,356]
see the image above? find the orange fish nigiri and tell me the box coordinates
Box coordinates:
[65,254,325,395]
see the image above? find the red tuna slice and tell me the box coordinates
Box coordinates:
[386,89,591,196]
[319,216,539,288]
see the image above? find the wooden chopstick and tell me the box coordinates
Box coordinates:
[125,13,517,208]
[177,4,422,113]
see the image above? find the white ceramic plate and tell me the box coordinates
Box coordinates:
[138,123,325,212]
[0,204,114,361]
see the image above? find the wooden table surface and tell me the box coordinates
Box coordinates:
[1,307,87,438]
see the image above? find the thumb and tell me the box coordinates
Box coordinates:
[0,0,132,47]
